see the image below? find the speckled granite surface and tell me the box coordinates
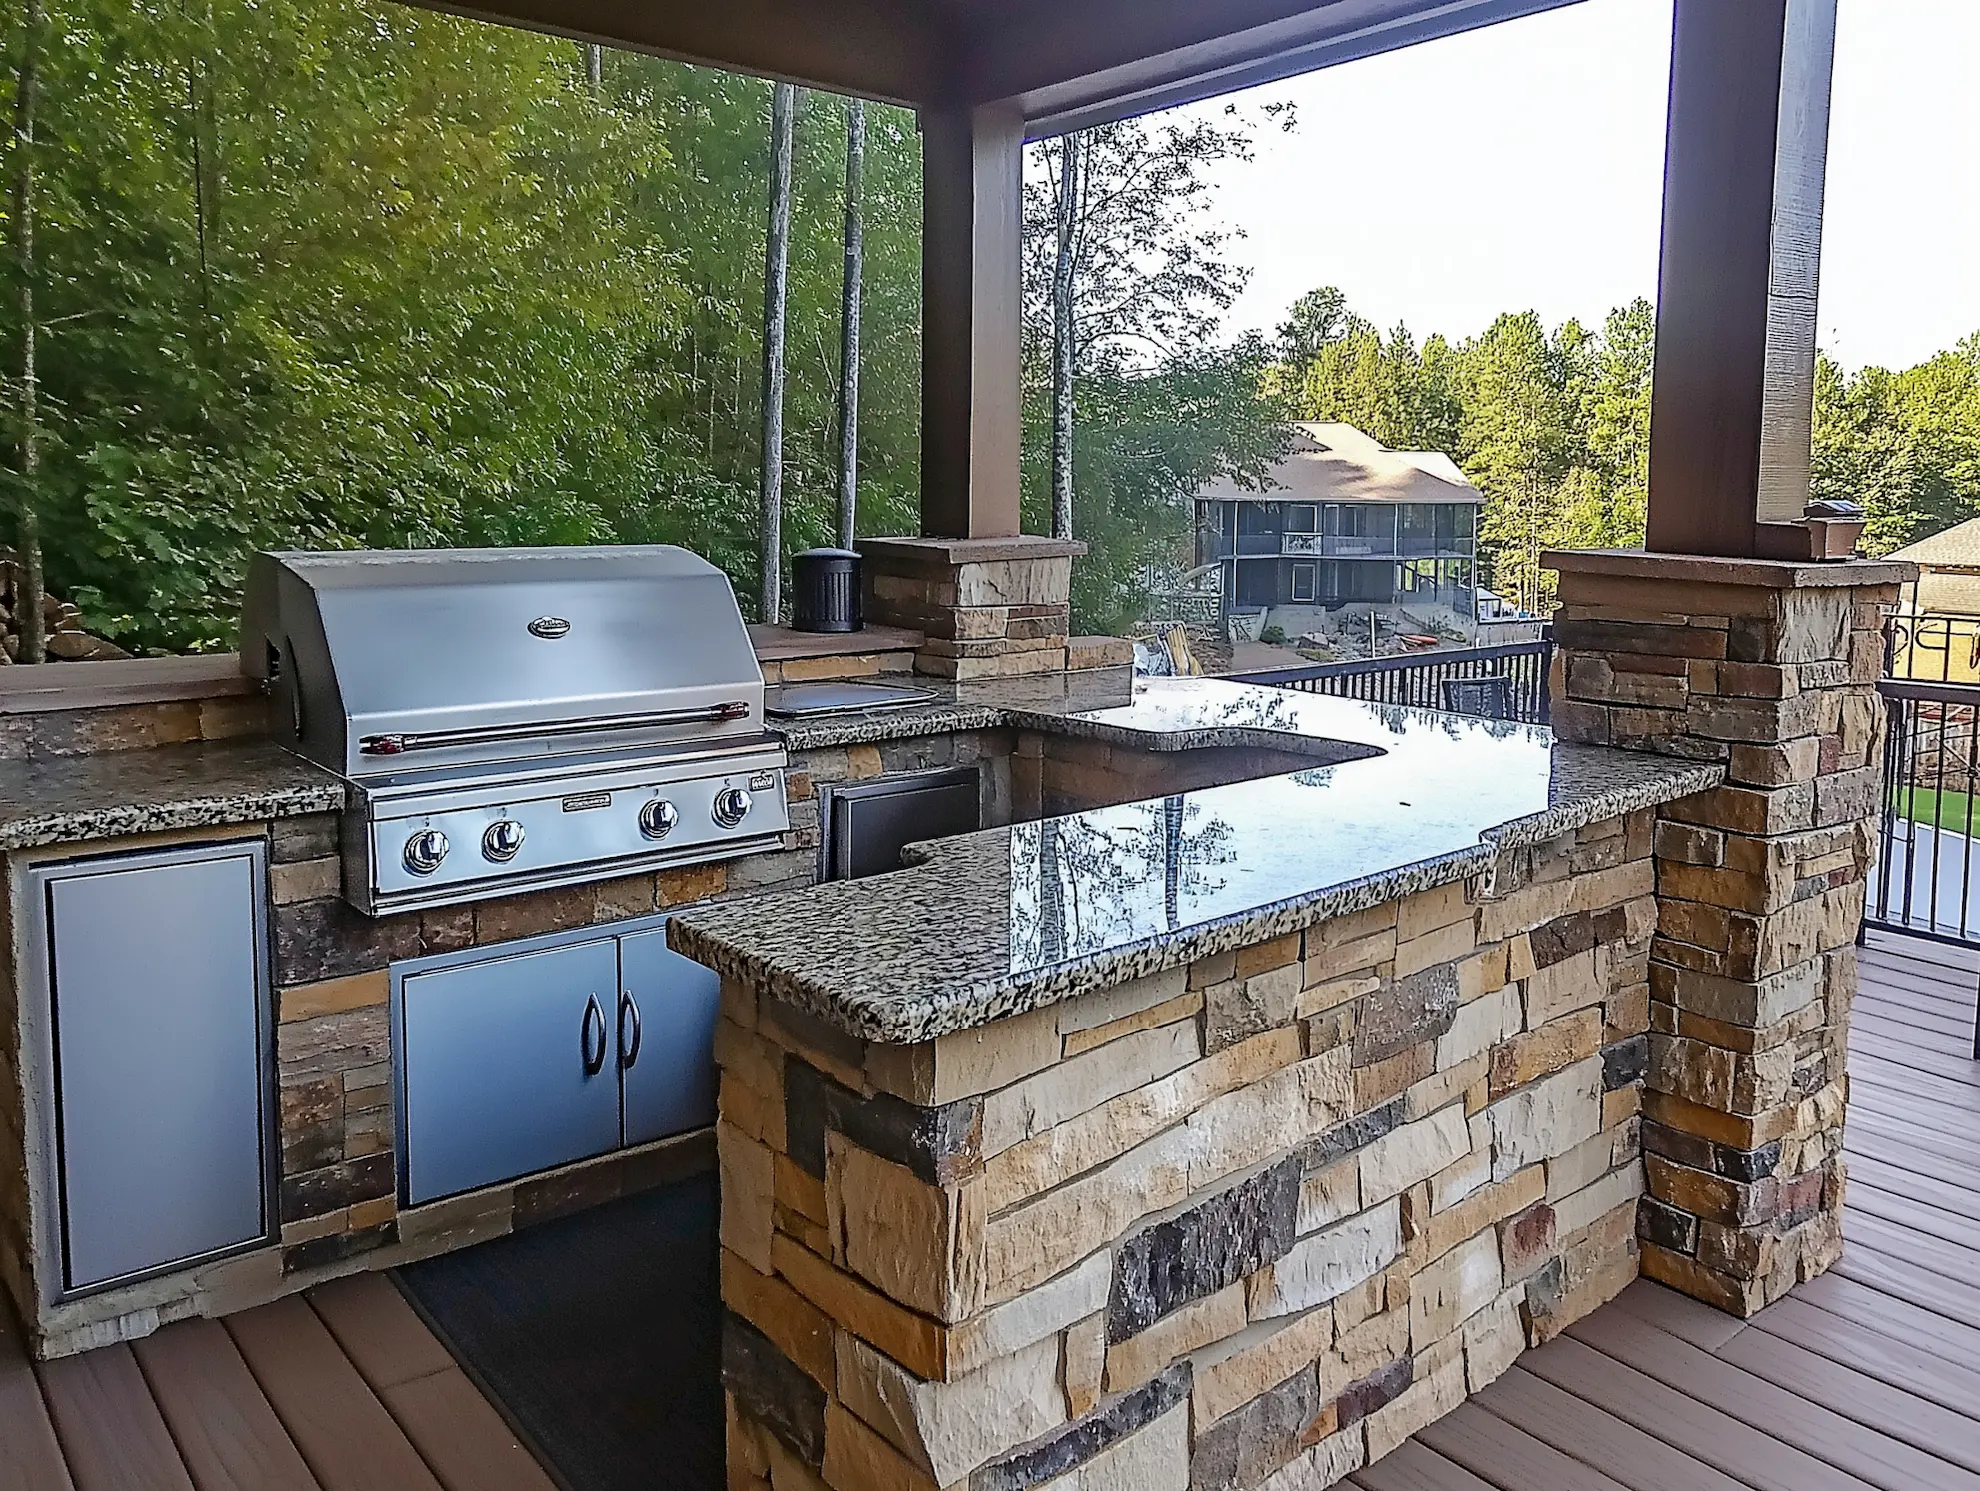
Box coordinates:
[675,677,1722,1044]
[0,739,345,850]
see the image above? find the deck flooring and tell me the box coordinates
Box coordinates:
[0,1272,555,1491]
[2,931,1976,1491]
[1353,929,1980,1491]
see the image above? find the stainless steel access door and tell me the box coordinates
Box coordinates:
[399,937,623,1205]
[618,926,720,1146]
[37,843,273,1295]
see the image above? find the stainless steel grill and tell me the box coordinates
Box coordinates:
[242,547,789,915]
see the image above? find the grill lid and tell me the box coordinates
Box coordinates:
[242,547,767,778]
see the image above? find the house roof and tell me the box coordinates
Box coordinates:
[1890,517,1980,572]
[1197,423,1484,507]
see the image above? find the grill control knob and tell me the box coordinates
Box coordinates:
[482,819,525,862]
[712,787,753,829]
[403,828,449,876]
[639,799,680,840]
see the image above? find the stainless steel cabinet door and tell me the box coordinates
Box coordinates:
[400,937,622,1205]
[41,845,271,1293]
[617,926,720,1146]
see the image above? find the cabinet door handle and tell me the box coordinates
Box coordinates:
[581,995,608,1076]
[618,990,643,1071]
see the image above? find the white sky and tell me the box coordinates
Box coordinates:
[1185,0,1980,372]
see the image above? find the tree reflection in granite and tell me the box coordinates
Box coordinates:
[1010,780,1297,971]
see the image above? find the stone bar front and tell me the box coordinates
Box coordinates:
[698,811,1669,1490]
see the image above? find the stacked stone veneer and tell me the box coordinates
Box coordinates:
[858,536,1084,681]
[718,813,1657,1491]
[1547,550,1907,1316]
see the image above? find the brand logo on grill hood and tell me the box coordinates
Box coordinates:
[527,616,572,639]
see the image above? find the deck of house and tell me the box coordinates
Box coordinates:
[2,930,1976,1491]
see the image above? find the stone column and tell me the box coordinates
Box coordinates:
[856,536,1085,680]
[1544,549,1910,1316]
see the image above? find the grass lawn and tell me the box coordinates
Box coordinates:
[1900,786,1980,834]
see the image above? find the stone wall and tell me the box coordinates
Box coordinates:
[1547,551,1903,1316]
[716,812,1656,1491]
[0,691,271,762]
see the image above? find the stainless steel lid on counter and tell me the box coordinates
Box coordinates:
[241,546,789,916]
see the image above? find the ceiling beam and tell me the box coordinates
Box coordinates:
[413,0,950,106]
[955,0,1588,137]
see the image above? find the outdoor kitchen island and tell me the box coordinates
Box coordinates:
[668,680,1782,1491]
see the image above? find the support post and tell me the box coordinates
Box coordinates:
[1547,548,1913,1314]
[919,103,1024,541]
[1644,0,1837,558]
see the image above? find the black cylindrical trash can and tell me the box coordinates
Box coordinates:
[790,548,862,633]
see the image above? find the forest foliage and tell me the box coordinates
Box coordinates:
[2,0,933,651]
[4,0,1978,651]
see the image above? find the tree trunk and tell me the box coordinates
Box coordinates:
[585,44,602,95]
[835,98,865,552]
[1050,132,1081,543]
[758,82,796,623]
[9,0,46,665]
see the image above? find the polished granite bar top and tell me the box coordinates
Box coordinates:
[674,677,1722,1044]
[0,739,345,851]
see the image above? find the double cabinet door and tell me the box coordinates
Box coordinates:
[398,924,718,1207]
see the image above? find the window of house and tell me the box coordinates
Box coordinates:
[1286,505,1318,534]
[1290,563,1317,603]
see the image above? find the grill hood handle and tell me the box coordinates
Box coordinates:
[360,701,751,757]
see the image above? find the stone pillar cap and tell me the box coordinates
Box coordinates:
[857,534,1088,564]
[1542,548,1913,588]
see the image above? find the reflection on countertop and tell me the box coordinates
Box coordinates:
[0,738,346,850]
[673,677,1723,1044]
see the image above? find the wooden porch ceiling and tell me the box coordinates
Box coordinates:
[419,0,1588,135]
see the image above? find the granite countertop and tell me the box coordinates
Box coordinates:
[0,739,346,851]
[674,677,1723,1044]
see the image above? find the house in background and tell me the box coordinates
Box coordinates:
[1194,422,1484,632]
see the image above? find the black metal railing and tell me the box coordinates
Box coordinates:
[1868,676,1980,937]
[1226,634,1554,725]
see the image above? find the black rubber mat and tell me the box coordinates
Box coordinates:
[396,1173,722,1491]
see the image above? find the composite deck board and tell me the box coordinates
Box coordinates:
[1845,1145,1980,1215]
[1351,1440,1499,1491]
[223,1297,445,1491]
[1848,1182,1980,1250]
[1515,1335,1873,1491]
[1845,1107,1980,1171]
[1415,1400,1632,1491]
[1852,1003,1974,1044]
[36,1346,197,1491]
[0,1307,74,1491]
[1849,1035,1980,1091]
[1749,1296,1980,1417]
[378,1368,560,1491]
[129,1320,319,1491]
[1711,1321,1980,1473]
[304,1275,455,1394]
[1562,1309,1975,1491]
[1831,1245,1980,1331]
[1793,1270,1980,1368]
[1844,1210,1980,1289]
[1471,1367,1750,1491]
